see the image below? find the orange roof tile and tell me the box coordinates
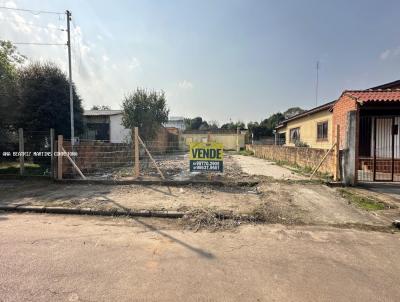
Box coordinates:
[343,89,400,103]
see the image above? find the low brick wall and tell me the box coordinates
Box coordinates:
[246,144,335,175]
[62,141,132,177]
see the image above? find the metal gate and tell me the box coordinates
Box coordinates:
[358,116,400,182]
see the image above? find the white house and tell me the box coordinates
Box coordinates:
[83,110,131,143]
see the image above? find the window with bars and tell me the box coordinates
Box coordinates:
[317,121,328,141]
[289,127,300,143]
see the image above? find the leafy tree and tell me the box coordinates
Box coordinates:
[0,41,25,134]
[91,105,111,110]
[283,107,305,119]
[221,121,245,130]
[17,62,84,137]
[122,88,169,140]
[184,117,203,130]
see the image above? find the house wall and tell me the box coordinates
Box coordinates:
[332,95,358,149]
[278,110,333,149]
[110,114,131,143]
[181,133,246,150]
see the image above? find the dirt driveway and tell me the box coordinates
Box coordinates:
[231,154,306,180]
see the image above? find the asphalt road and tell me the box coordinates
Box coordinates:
[0,212,399,302]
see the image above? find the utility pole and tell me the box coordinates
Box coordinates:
[66,10,74,146]
[315,60,319,107]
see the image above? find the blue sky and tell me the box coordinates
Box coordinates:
[1,0,399,123]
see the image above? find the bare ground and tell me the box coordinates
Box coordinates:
[0,179,397,229]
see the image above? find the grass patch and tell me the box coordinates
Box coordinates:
[0,162,49,176]
[339,189,386,211]
[237,149,254,156]
[274,160,332,180]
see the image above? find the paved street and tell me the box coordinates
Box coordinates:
[0,212,399,302]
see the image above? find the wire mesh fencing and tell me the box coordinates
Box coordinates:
[0,129,53,177]
[60,134,243,181]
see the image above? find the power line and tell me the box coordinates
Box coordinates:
[0,6,63,15]
[0,17,66,31]
[12,42,66,46]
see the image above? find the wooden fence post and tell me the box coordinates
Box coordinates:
[57,135,63,180]
[236,127,240,152]
[334,125,340,181]
[18,128,24,176]
[134,127,140,178]
[50,128,54,178]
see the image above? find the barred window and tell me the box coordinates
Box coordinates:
[289,127,300,143]
[317,121,328,141]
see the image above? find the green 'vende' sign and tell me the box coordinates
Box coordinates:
[189,142,224,172]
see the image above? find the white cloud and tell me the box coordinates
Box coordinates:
[128,57,140,70]
[380,47,400,60]
[178,80,194,89]
[5,1,17,8]
[96,34,103,40]
[102,54,110,62]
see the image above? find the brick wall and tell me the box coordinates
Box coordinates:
[62,141,133,177]
[332,94,358,149]
[246,144,335,175]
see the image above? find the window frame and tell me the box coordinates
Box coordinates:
[316,121,329,141]
[289,127,300,143]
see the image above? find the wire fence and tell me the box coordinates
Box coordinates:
[0,129,52,176]
[61,135,242,181]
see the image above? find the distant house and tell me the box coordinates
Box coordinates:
[83,110,130,143]
[182,129,247,150]
[275,101,335,149]
[164,116,186,130]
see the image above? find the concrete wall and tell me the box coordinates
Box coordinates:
[110,114,131,143]
[181,133,245,150]
[278,110,333,149]
[246,144,335,176]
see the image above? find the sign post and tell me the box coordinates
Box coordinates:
[189,142,224,172]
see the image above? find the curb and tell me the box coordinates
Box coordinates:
[53,179,259,187]
[0,205,184,219]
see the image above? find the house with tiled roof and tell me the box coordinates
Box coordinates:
[275,80,400,183]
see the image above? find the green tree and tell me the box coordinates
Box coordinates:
[0,41,25,132]
[122,88,169,139]
[0,41,26,150]
[184,117,203,130]
[17,62,84,137]
[221,121,245,130]
[283,107,305,119]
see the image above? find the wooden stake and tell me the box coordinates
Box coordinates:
[62,147,86,179]
[50,128,54,178]
[310,142,337,180]
[18,128,24,176]
[134,127,140,178]
[138,135,165,180]
[334,125,340,181]
[57,135,63,180]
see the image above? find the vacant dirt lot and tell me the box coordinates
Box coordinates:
[1,179,397,229]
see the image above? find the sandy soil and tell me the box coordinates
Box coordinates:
[231,154,306,180]
[0,179,395,227]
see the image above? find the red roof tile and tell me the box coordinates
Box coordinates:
[343,90,400,103]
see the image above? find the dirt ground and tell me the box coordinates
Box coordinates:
[231,154,306,180]
[1,179,397,229]
[1,213,400,302]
